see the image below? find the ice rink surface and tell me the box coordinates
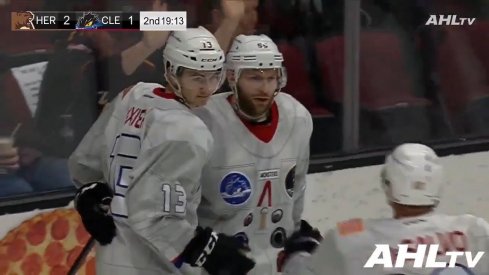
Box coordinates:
[303,151,489,232]
[1,151,488,239]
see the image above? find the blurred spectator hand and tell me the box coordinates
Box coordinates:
[142,0,170,51]
[0,147,20,172]
[212,0,248,52]
[221,0,246,21]
[123,0,170,75]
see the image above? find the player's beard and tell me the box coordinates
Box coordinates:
[237,92,274,119]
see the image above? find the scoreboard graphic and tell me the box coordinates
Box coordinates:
[11,11,187,31]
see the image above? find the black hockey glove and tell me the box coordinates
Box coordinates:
[74,182,115,245]
[181,226,255,275]
[277,220,323,272]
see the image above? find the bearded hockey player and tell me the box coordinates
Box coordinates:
[193,34,314,274]
[68,27,254,275]
[281,143,489,275]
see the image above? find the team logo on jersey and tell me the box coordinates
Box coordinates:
[285,165,296,198]
[220,172,252,205]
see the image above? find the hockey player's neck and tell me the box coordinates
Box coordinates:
[236,109,269,123]
[229,95,270,123]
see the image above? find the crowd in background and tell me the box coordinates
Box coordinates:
[1,0,489,198]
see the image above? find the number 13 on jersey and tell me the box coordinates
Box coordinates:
[108,133,187,218]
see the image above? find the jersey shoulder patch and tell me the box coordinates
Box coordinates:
[337,218,365,236]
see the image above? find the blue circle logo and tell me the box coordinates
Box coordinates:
[220,172,252,205]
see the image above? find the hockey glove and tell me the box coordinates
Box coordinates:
[74,182,116,245]
[181,226,255,275]
[277,220,323,272]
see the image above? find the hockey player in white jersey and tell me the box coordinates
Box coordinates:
[280,143,489,275]
[69,27,254,275]
[193,34,315,274]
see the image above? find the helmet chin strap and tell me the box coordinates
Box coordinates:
[166,72,192,108]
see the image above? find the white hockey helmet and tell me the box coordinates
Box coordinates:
[163,26,225,73]
[226,34,287,89]
[381,143,445,206]
[163,26,225,103]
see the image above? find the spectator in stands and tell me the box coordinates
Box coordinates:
[0,0,163,196]
[35,0,248,158]
[0,0,248,198]
[0,125,74,197]
[0,38,75,197]
[204,0,259,38]
[0,132,31,196]
[193,0,258,94]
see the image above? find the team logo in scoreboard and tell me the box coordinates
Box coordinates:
[12,11,35,30]
[76,12,103,29]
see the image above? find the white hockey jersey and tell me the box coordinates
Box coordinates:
[68,82,213,275]
[284,213,489,275]
[193,92,313,275]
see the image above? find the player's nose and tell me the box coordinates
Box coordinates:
[257,83,272,95]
